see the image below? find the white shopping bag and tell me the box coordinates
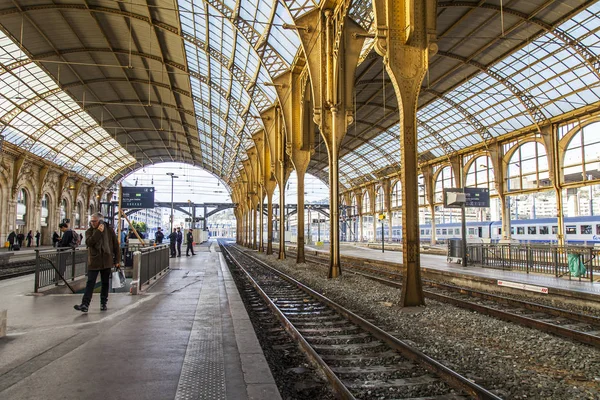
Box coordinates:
[112,268,124,289]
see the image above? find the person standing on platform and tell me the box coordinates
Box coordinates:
[57,223,75,248]
[74,213,120,313]
[35,230,41,247]
[16,231,25,248]
[176,227,183,257]
[168,228,177,258]
[7,231,16,250]
[52,231,59,247]
[26,230,33,247]
[155,227,164,244]
[186,229,196,256]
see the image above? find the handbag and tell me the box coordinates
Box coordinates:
[112,267,125,289]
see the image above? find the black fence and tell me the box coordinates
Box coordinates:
[138,245,170,287]
[466,243,599,282]
[34,247,88,292]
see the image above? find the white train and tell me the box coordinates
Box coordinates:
[377,216,600,245]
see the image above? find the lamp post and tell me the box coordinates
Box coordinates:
[166,173,178,232]
[378,213,385,253]
[188,200,191,229]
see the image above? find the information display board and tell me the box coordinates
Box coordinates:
[121,187,155,209]
[443,188,490,208]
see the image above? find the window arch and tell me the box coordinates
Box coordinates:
[391,181,402,208]
[466,155,496,194]
[41,194,50,227]
[562,121,600,184]
[60,198,68,223]
[362,191,371,214]
[434,166,455,204]
[350,194,357,216]
[507,141,550,191]
[16,189,27,227]
[375,186,385,212]
[75,202,82,228]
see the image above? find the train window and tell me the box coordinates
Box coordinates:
[581,225,592,235]
[511,227,515,235]
[468,228,475,235]
[455,228,460,234]
[539,226,549,235]
[566,225,576,234]
[552,226,558,235]
[517,227,524,234]
[597,225,600,235]
[528,226,537,234]
[442,229,447,235]
[436,229,441,235]
[426,229,430,235]
[498,228,502,235]
[421,229,425,235]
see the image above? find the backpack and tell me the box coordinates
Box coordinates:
[70,230,81,248]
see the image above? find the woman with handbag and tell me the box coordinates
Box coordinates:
[74,213,120,313]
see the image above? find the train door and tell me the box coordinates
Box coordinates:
[478,227,483,238]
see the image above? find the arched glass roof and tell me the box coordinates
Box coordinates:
[0,31,135,181]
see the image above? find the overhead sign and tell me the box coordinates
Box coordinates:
[443,188,490,208]
[121,187,155,209]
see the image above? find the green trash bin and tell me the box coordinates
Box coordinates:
[567,253,587,277]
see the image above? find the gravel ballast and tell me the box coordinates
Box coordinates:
[252,250,600,399]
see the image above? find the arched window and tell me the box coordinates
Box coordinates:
[418,174,427,206]
[391,181,402,208]
[16,189,27,226]
[350,194,357,216]
[60,198,67,223]
[75,202,82,228]
[362,191,371,214]
[563,122,600,184]
[466,155,496,194]
[375,186,385,212]
[41,194,50,227]
[434,166,455,204]
[507,141,550,191]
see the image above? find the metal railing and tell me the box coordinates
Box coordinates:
[34,247,88,292]
[132,244,170,291]
[467,243,599,282]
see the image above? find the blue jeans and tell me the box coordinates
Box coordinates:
[82,268,111,306]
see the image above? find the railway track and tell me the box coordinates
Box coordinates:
[0,264,36,280]
[282,248,600,349]
[221,241,501,400]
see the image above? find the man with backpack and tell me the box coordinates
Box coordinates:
[58,223,78,248]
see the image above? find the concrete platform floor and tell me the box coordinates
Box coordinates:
[0,241,281,400]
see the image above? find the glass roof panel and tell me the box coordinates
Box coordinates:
[0,31,135,181]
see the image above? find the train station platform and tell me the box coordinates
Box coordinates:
[295,243,600,300]
[0,241,280,400]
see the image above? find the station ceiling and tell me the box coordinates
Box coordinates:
[0,0,599,189]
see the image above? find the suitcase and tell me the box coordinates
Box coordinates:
[12,244,20,251]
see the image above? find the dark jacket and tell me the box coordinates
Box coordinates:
[176,231,183,244]
[168,232,177,244]
[52,232,60,244]
[186,231,193,243]
[155,230,164,244]
[85,223,120,271]
[58,230,75,248]
[7,231,16,244]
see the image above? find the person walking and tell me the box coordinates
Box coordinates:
[52,231,60,247]
[186,229,196,256]
[155,227,164,244]
[176,227,183,257]
[26,230,33,247]
[74,213,120,313]
[168,228,177,258]
[35,230,41,247]
[7,231,16,251]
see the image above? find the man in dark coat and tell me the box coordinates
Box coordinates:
[35,230,41,247]
[26,230,33,247]
[186,229,196,256]
[52,231,59,247]
[176,227,183,257]
[155,227,164,244]
[57,223,75,248]
[168,228,177,258]
[7,231,16,250]
[74,213,120,313]
[16,232,25,247]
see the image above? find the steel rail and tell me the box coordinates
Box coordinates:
[291,250,600,349]
[226,243,502,399]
